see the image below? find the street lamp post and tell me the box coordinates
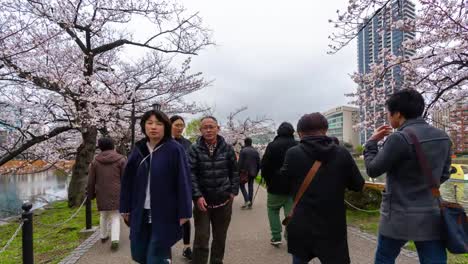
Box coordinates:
[152,103,161,111]
[130,99,136,148]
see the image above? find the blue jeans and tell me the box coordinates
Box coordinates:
[375,234,447,264]
[240,177,254,202]
[292,255,309,264]
[131,216,171,264]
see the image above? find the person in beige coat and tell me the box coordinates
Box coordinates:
[87,137,126,251]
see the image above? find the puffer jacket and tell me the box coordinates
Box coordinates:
[189,135,239,205]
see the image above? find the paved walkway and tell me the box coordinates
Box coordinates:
[72,185,418,264]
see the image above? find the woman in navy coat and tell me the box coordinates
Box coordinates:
[120,110,192,264]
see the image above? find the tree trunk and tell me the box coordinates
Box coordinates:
[67,127,97,207]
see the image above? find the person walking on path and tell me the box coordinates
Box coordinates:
[238,137,260,209]
[87,137,126,251]
[364,89,452,264]
[261,122,298,246]
[120,110,192,264]
[189,116,239,264]
[170,115,194,260]
[281,113,364,264]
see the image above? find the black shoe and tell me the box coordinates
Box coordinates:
[101,237,109,243]
[183,247,193,260]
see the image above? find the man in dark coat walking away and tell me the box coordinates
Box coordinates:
[282,113,364,264]
[261,122,298,246]
[238,137,260,209]
[87,137,126,250]
[189,116,239,264]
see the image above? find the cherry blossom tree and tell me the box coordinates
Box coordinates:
[329,0,467,130]
[221,107,274,154]
[0,0,212,206]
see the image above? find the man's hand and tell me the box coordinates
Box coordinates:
[180,218,190,226]
[197,197,208,212]
[230,193,235,201]
[121,213,130,224]
[369,125,392,142]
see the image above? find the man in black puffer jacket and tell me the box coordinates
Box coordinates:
[189,116,239,264]
[261,122,298,246]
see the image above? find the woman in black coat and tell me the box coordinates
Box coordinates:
[170,115,193,260]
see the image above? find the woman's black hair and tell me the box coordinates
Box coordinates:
[140,110,172,141]
[170,115,185,124]
[97,137,115,151]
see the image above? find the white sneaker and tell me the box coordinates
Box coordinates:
[241,201,251,209]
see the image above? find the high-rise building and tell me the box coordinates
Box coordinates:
[323,106,360,148]
[434,100,468,154]
[357,0,416,144]
[450,101,468,154]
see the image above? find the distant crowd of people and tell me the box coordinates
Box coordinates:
[87,89,453,264]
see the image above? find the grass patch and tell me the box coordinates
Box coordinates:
[0,200,99,264]
[346,209,380,235]
[346,209,468,263]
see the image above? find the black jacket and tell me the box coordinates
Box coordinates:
[282,136,364,260]
[261,123,298,195]
[175,136,192,153]
[189,135,239,205]
[238,146,260,178]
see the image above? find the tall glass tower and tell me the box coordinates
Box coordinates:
[357,0,416,144]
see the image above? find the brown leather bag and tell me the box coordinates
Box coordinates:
[239,170,249,184]
[282,161,322,226]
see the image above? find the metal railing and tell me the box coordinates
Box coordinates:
[0,195,93,264]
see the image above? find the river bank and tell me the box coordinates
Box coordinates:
[0,200,99,264]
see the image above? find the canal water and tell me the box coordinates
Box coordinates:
[0,170,69,219]
[360,169,468,210]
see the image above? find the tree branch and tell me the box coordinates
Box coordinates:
[0,126,74,166]
[92,39,198,55]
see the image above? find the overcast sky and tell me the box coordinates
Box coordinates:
[179,0,357,126]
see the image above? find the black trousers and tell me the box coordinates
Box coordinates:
[192,201,233,264]
[183,221,191,245]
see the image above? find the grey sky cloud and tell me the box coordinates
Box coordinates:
[179,0,357,126]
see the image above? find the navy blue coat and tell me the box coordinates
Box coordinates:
[120,138,192,248]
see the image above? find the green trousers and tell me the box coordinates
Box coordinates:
[267,193,293,241]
